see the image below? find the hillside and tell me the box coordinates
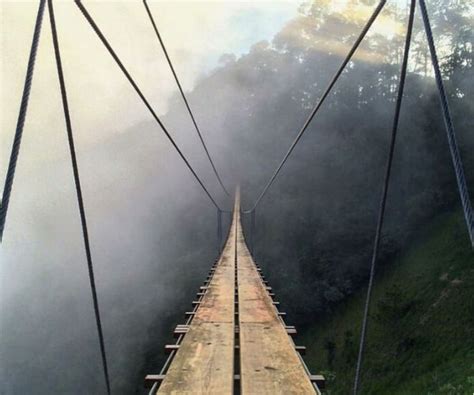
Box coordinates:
[300,211,474,394]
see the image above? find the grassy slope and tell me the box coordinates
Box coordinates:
[300,212,474,394]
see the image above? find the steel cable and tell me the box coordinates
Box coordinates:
[48,1,111,393]
[246,0,387,212]
[74,1,224,211]
[418,0,473,247]
[143,0,230,197]
[352,1,416,393]
[0,0,46,242]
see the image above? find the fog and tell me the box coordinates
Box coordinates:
[1,0,473,394]
[1,1,296,393]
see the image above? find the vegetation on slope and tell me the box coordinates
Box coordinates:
[300,211,474,394]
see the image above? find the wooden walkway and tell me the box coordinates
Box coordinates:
[148,191,322,394]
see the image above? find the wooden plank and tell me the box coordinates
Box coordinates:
[164,345,180,354]
[156,206,238,395]
[310,374,326,388]
[236,207,316,395]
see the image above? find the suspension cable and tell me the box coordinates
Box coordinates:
[245,0,386,213]
[418,0,474,247]
[352,1,416,393]
[0,0,46,243]
[74,0,224,211]
[142,0,230,197]
[48,1,111,393]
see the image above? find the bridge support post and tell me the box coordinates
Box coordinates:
[217,208,223,253]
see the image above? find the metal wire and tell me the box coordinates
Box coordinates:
[246,0,387,212]
[143,0,230,197]
[353,1,416,393]
[0,0,46,242]
[48,1,111,393]
[74,1,224,211]
[418,0,473,247]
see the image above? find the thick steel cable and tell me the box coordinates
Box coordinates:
[74,0,223,211]
[246,0,386,213]
[352,1,416,393]
[143,0,230,197]
[0,0,46,242]
[48,1,111,393]
[418,0,474,247]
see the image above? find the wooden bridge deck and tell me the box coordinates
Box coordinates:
[153,191,319,394]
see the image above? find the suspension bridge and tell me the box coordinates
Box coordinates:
[1,0,472,394]
[145,189,324,394]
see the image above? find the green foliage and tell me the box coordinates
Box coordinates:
[342,330,357,365]
[324,338,337,368]
[374,284,417,341]
[299,211,474,394]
